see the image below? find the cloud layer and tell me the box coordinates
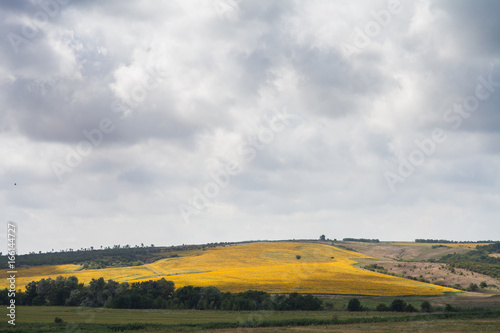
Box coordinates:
[1,0,499,253]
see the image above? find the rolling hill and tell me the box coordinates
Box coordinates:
[1,242,458,296]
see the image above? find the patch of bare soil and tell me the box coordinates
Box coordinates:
[333,241,500,295]
[375,261,500,291]
[337,241,471,261]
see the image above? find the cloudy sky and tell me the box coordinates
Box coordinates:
[1,0,499,254]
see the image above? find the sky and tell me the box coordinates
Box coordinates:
[1,0,499,254]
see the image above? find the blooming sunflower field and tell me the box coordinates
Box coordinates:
[1,242,458,296]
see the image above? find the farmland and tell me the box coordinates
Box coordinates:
[2,240,500,332]
[2,305,500,332]
[0,242,458,296]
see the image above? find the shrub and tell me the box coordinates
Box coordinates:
[54,317,63,324]
[480,281,488,288]
[404,304,417,312]
[420,301,432,312]
[347,298,361,312]
[389,299,406,312]
[467,283,479,292]
[376,303,388,311]
[296,255,301,260]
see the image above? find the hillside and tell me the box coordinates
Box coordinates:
[337,241,481,261]
[336,241,500,291]
[1,242,457,296]
[0,243,223,269]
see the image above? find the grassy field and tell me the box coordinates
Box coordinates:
[0,242,458,296]
[2,306,500,332]
[12,306,411,324]
[223,318,500,332]
[9,293,499,324]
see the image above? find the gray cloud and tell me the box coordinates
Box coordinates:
[1,0,499,253]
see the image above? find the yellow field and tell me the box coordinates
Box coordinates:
[386,242,491,249]
[1,242,459,296]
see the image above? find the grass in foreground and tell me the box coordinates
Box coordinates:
[13,306,411,324]
[224,318,500,332]
[1,308,500,332]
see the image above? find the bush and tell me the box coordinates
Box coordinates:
[420,301,432,312]
[389,299,406,312]
[480,281,488,288]
[404,304,417,312]
[347,298,361,312]
[376,303,388,311]
[467,283,479,292]
[296,255,301,260]
[54,317,63,324]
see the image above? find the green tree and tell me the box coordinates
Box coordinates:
[319,235,326,241]
[24,281,39,305]
[347,298,361,311]
[480,281,488,288]
[174,286,201,309]
[198,287,222,310]
[0,289,10,305]
[467,283,479,291]
[404,303,417,312]
[420,300,432,312]
[390,299,406,312]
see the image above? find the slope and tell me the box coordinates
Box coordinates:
[1,242,458,296]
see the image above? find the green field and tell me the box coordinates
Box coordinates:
[10,306,411,324]
[1,304,500,332]
[238,319,500,332]
[11,295,495,325]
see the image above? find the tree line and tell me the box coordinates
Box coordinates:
[415,239,495,244]
[0,243,228,269]
[0,276,322,311]
[342,238,380,243]
[347,298,438,313]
